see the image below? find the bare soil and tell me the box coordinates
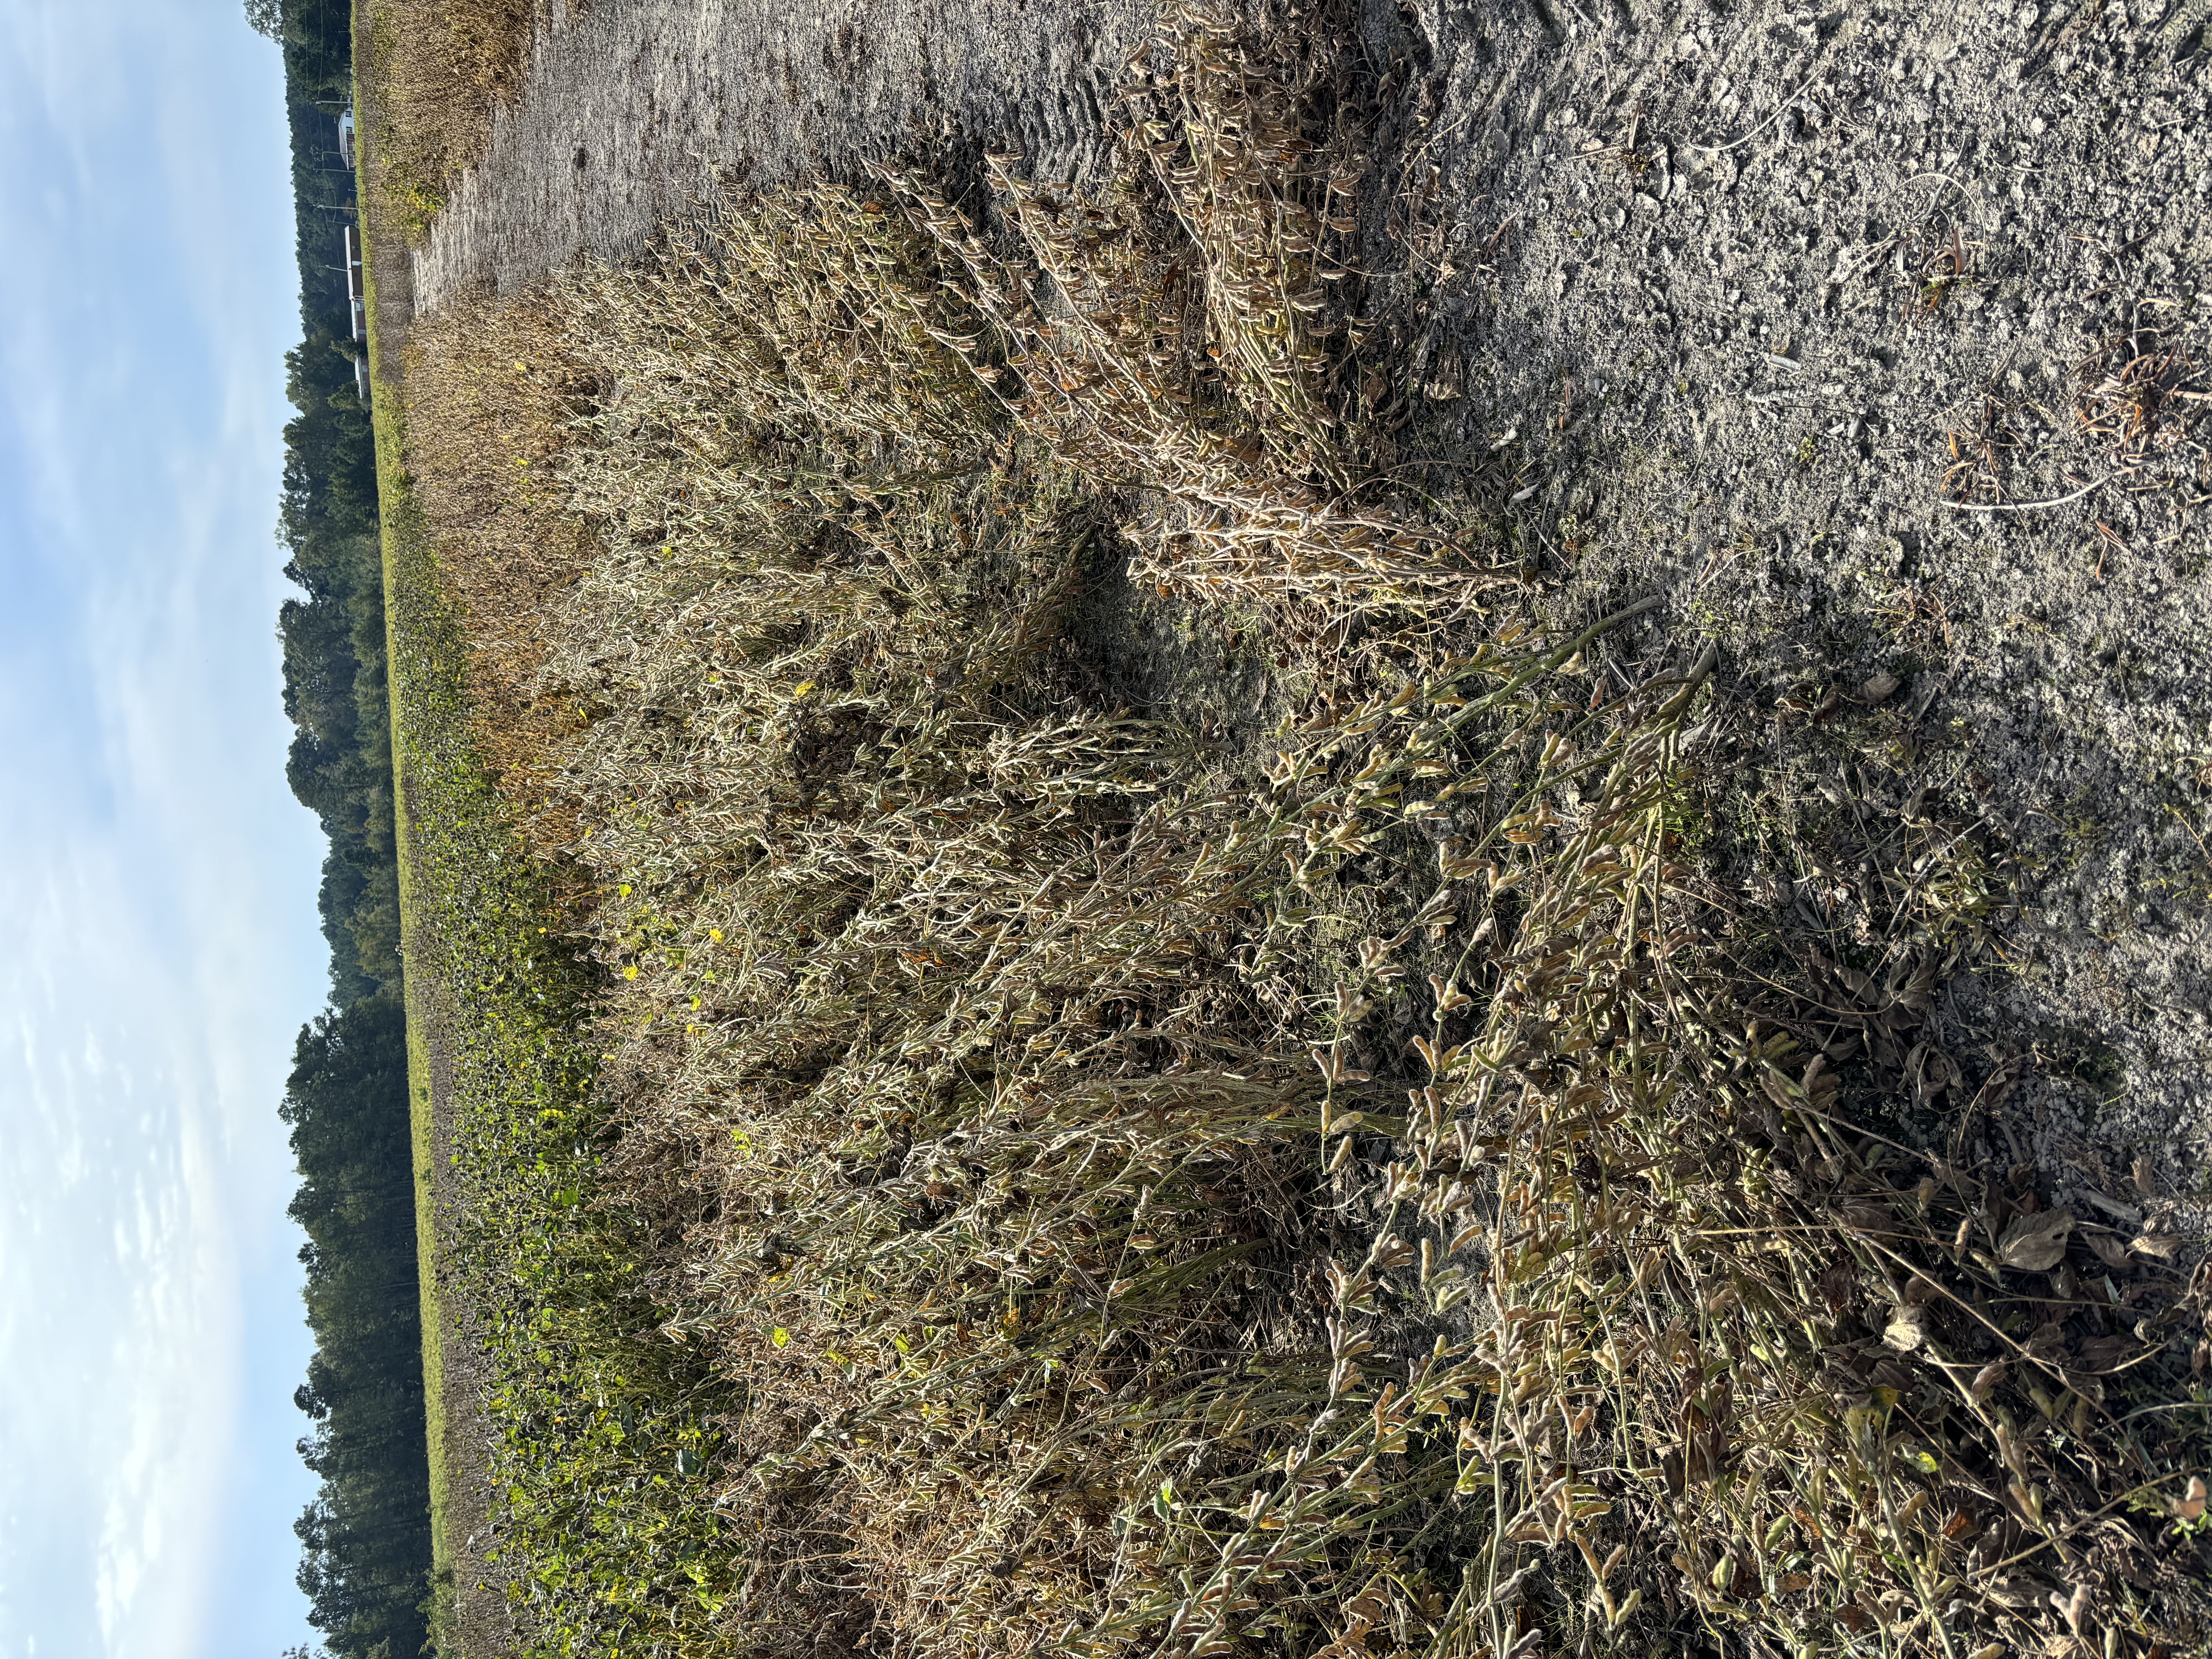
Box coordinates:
[403,0,2211,1354]
[407,0,1159,313]
[1352,0,2212,1219]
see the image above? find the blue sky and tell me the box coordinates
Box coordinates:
[0,2,331,1656]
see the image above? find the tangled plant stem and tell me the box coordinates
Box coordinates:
[388,6,2212,1658]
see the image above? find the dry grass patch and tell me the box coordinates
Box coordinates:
[403,289,598,840]
[360,0,539,242]
[386,8,2212,1659]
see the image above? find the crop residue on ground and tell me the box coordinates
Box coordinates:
[357,4,2212,1659]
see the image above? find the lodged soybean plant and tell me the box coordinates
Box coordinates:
[434,6,2212,1659]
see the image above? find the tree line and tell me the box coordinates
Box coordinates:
[256,0,436,1654]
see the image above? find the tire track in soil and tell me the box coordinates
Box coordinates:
[408,0,1157,318]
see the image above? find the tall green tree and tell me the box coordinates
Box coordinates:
[263,2,435,1653]
[282,1001,432,1659]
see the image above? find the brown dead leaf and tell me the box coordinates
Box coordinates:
[2076,1334,2132,1371]
[1859,670,1902,704]
[2052,1581,2091,1635]
[2173,1474,2207,1522]
[2084,1229,2131,1272]
[1883,1306,1929,1352]
[1998,1210,2073,1272]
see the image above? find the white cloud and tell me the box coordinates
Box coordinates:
[0,761,314,1659]
[0,0,333,1655]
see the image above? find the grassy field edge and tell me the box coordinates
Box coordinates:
[357,191,456,1596]
[350,1,464,1600]
[354,31,603,1647]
